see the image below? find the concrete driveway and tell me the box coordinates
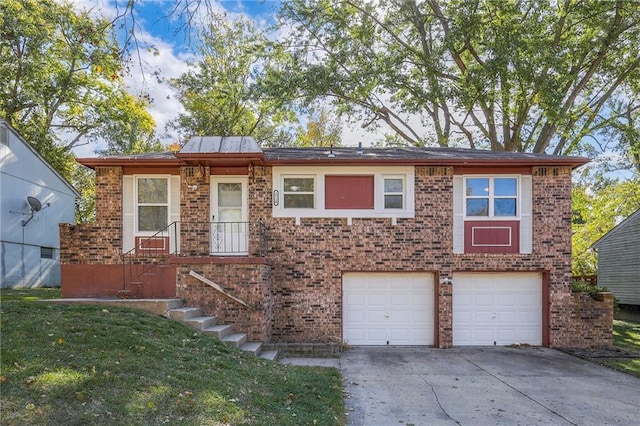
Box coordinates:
[340,346,640,426]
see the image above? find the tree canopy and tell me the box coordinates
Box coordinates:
[170,18,296,147]
[0,0,160,177]
[572,174,640,275]
[263,0,640,156]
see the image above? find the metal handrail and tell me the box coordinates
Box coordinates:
[121,222,179,295]
[121,221,269,294]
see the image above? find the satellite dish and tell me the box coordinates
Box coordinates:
[27,196,42,212]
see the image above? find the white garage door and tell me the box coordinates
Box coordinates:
[343,273,434,345]
[453,272,542,346]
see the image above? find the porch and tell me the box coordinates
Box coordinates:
[60,220,270,299]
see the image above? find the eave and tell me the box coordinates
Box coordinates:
[264,157,590,169]
[77,157,184,169]
[173,152,267,167]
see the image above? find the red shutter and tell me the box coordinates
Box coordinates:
[325,175,374,209]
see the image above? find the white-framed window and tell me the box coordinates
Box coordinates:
[464,176,518,218]
[136,176,169,232]
[383,176,404,209]
[283,176,315,209]
[273,166,415,219]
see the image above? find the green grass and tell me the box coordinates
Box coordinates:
[0,289,345,425]
[599,319,640,378]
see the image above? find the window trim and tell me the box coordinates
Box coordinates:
[282,175,316,209]
[383,175,405,210]
[463,175,519,219]
[273,166,415,219]
[134,175,171,234]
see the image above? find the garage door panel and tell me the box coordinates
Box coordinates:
[453,273,542,346]
[368,293,387,306]
[343,273,434,346]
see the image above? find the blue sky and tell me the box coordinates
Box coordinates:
[68,0,303,154]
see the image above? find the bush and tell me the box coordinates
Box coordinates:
[572,280,609,301]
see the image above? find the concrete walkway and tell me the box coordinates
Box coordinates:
[284,346,640,426]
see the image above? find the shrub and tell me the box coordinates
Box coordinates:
[572,280,609,301]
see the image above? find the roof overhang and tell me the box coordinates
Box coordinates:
[264,157,590,168]
[173,152,267,167]
[77,156,184,169]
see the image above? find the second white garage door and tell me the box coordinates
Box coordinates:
[343,273,434,345]
[453,272,542,346]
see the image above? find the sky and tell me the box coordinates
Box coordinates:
[66,0,289,156]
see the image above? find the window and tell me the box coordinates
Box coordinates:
[40,247,54,259]
[273,166,414,218]
[384,177,404,209]
[283,177,314,208]
[465,177,517,217]
[137,177,169,232]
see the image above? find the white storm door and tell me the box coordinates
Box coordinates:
[210,176,248,255]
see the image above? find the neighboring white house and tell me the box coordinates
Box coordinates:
[591,208,640,306]
[0,120,79,287]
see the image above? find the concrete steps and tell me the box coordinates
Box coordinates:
[168,303,277,361]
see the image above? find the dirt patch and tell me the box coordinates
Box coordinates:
[560,347,640,359]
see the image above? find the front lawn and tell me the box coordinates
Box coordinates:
[0,288,345,425]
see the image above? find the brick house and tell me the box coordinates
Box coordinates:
[60,137,613,349]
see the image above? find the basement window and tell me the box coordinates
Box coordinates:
[40,247,54,259]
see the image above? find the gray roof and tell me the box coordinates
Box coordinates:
[263,146,587,163]
[592,208,640,249]
[180,136,261,154]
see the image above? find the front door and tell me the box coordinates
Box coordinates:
[210,176,248,255]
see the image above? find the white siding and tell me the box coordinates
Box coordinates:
[122,175,134,253]
[452,176,464,253]
[0,121,77,287]
[519,175,533,254]
[170,175,181,253]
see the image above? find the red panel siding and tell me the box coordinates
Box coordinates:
[135,236,170,254]
[61,264,176,298]
[325,175,374,209]
[464,220,520,253]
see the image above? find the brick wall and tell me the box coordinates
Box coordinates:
[180,166,210,256]
[60,166,123,264]
[176,261,272,341]
[563,292,614,348]
[60,162,612,349]
[249,165,610,348]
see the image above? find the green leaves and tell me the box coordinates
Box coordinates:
[170,18,296,147]
[0,0,161,222]
[268,0,640,156]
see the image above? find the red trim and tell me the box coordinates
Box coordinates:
[135,236,169,254]
[168,256,271,265]
[542,272,550,347]
[464,220,520,253]
[210,166,249,175]
[267,158,588,168]
[325,175,374,209]
[78,158,183,168]
[434,271,440,348]
[78,155,588,169]
[123,167,180,175]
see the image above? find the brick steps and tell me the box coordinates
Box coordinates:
[168,304,277,361]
